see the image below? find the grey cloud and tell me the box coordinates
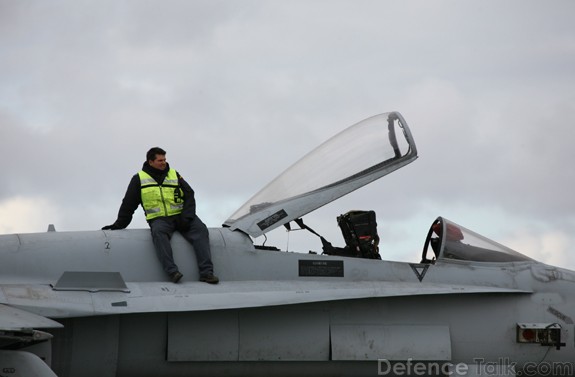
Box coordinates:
[1,0,574,269]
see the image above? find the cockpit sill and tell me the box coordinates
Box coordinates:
[254,215,538,266]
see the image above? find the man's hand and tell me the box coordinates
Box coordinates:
[177,216,194,232]
[102,224,121,230]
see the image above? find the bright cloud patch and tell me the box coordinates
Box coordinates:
[0,197,60,234]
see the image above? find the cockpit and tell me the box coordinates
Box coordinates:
[421,217,532,263]
[223,111,533,265]
[285,213,533,265]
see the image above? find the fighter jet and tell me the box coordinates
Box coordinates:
[1,112,574,377]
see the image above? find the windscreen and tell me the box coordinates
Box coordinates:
[425,217,532,263]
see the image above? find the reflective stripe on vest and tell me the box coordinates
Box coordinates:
[138,169,184,220]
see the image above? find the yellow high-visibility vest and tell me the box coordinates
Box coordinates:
[138,169,184,220]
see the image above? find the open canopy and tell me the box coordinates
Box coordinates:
[224,112,418,238]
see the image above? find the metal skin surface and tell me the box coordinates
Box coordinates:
[1,112,574,377]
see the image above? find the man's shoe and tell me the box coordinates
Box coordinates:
[200,274,219,284]
[170,271,183,283]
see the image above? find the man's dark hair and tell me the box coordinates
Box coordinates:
[146,147,166,162]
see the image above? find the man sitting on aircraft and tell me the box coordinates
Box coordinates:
[102,147,219,284]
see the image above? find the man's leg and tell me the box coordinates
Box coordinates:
[180,216,215,278]
[150,218,179,275]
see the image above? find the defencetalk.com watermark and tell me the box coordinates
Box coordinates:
[377,358,575,376]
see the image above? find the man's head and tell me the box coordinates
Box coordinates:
[146,147,167,170]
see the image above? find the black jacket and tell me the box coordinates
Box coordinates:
[111,162,197,229]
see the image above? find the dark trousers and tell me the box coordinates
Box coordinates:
[149,216,214,276]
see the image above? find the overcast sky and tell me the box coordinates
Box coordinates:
[1,0,574,269]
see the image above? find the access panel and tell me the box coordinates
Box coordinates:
[239,308,330,361]
[331,324,451,361]
[167,311,239,361]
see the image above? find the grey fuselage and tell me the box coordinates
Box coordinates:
[1,227,575,377]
